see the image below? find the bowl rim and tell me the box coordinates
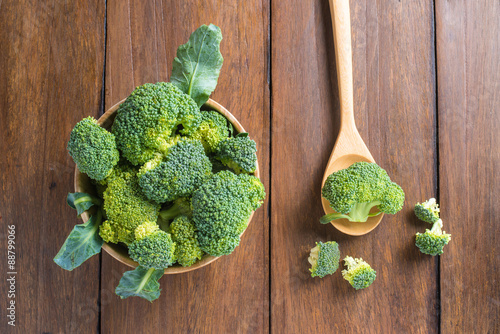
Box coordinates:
[74,98,260,274]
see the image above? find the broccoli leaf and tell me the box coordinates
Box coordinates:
[115,266,164,302]
[67,192,102,216]
[227,122,235,137]
[236,132,249,138]
[54,211,103,271]
[171,24,223,107]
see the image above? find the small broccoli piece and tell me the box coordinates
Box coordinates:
[342,256,377,290]
[67,117,120,181]
[189,110,229,153]
[138,140,212,203]
[112,82,202,165]
[128,223,176,269]
[192,171,265,256]
[414,198,440,224]
[99,166,160,245]
[308,241,340,278]
[415,219,451,256]
[216,134,257,174]
[320,162,405,223]
[170,215,203,267]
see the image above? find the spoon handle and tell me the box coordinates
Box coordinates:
[330,0,355,130]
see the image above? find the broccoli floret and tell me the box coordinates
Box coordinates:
[111,82,202,165]
[308,241,340,278]
[134,221,160,241]
[189,111,229,153]
[415,219,451,256]
[414,198,440,224]
[99,166,160,245]
[138,140,212,203]
[192,171,265,256]
[320,162,405,223]
[342,256,377,290]
[67,117,120,181]
[170,215,203,267]
[216,134,257,174]
[128,222,176,269]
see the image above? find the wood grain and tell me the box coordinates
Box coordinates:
[100,1,270,333]
[0,1,105,333]
[271,0,438,332]
[0,0,498,331]
[436,0,500,332]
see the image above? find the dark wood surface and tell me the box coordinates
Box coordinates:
[0,0,497,333]
[436,1,500,332]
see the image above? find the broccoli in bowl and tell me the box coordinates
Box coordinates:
[54,24,265,302]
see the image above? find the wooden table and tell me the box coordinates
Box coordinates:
[0,0,498,333]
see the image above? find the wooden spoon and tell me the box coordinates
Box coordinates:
[321,0,383,236]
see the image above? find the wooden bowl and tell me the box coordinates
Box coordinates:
[75,98,260,274]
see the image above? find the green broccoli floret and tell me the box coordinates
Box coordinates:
[138,140,212,203]
[192,171,265,256]
[320,162,405,223]
[111,82,202,165]
[67,117,120,181]
[128,222,176,269]
[414,198,440,224]
[170,215,203,267]
[99,166,160,245]
[308,241,340,278]
[216,134,257,174]
[342,256,376,290]
[189,110,229,153]
[415,219,451,256]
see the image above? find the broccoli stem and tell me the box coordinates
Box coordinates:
[320,201,382,224]
[157,203,183,231]
[158,203,182,221]
[73,194,102,207]
[430,219,443,233]
[343,256,357,269]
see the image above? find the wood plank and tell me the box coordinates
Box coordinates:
[271,0,438,332]
[436,0,500,332]
[101,1,270,333]
[0,1,104,333]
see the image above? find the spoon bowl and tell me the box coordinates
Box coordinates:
[321,0,383,236]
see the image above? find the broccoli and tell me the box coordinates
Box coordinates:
[189,110,229,153]
[192,171,265,256]
[415,219,451,256]
[128,222,176,269]
[308,241,340,278]
[67,117,120,181]
[99,166,160,245]
[111,82,202,165]
[170,215,203,267]
[320,162,405,223]
[414,198,440,224]
[216,134,257,174]
[138,140,212,203]
[342,256,376,290]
